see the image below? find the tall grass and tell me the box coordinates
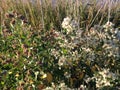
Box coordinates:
[0,0,119,30]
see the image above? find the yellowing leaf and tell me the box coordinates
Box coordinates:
[38,84,46,90]
[86,60,90,66]
[95,64,100,71]
[91,66,96,72]
[41,74,47,79]
[79,72,84,79]
[46,72,53,83]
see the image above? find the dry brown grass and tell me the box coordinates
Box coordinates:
[0,0,120,30]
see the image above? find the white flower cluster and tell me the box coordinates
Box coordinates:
[58,55,67,66]
[51,49,60,59]
[94,68,117,88]
[43,82,87,90]
[103,21,114,31]
[43,82,71,90]
[62,17,78,34]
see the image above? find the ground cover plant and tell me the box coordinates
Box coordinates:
[0,0,120,90]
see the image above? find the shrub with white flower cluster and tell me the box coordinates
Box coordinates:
[94,68,117,88]
[61,17,78,34]
[83,68,119,90]
[43,17,120,89]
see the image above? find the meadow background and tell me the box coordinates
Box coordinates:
[0,0,120,90]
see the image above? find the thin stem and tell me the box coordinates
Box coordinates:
[89,5,103,29]
[76,0,80,30]
[108,0,111,22]
[39,0,45,30]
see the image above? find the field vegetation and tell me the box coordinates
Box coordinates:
[0,0,120,89]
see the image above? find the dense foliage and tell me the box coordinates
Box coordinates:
[0,0,120,90]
